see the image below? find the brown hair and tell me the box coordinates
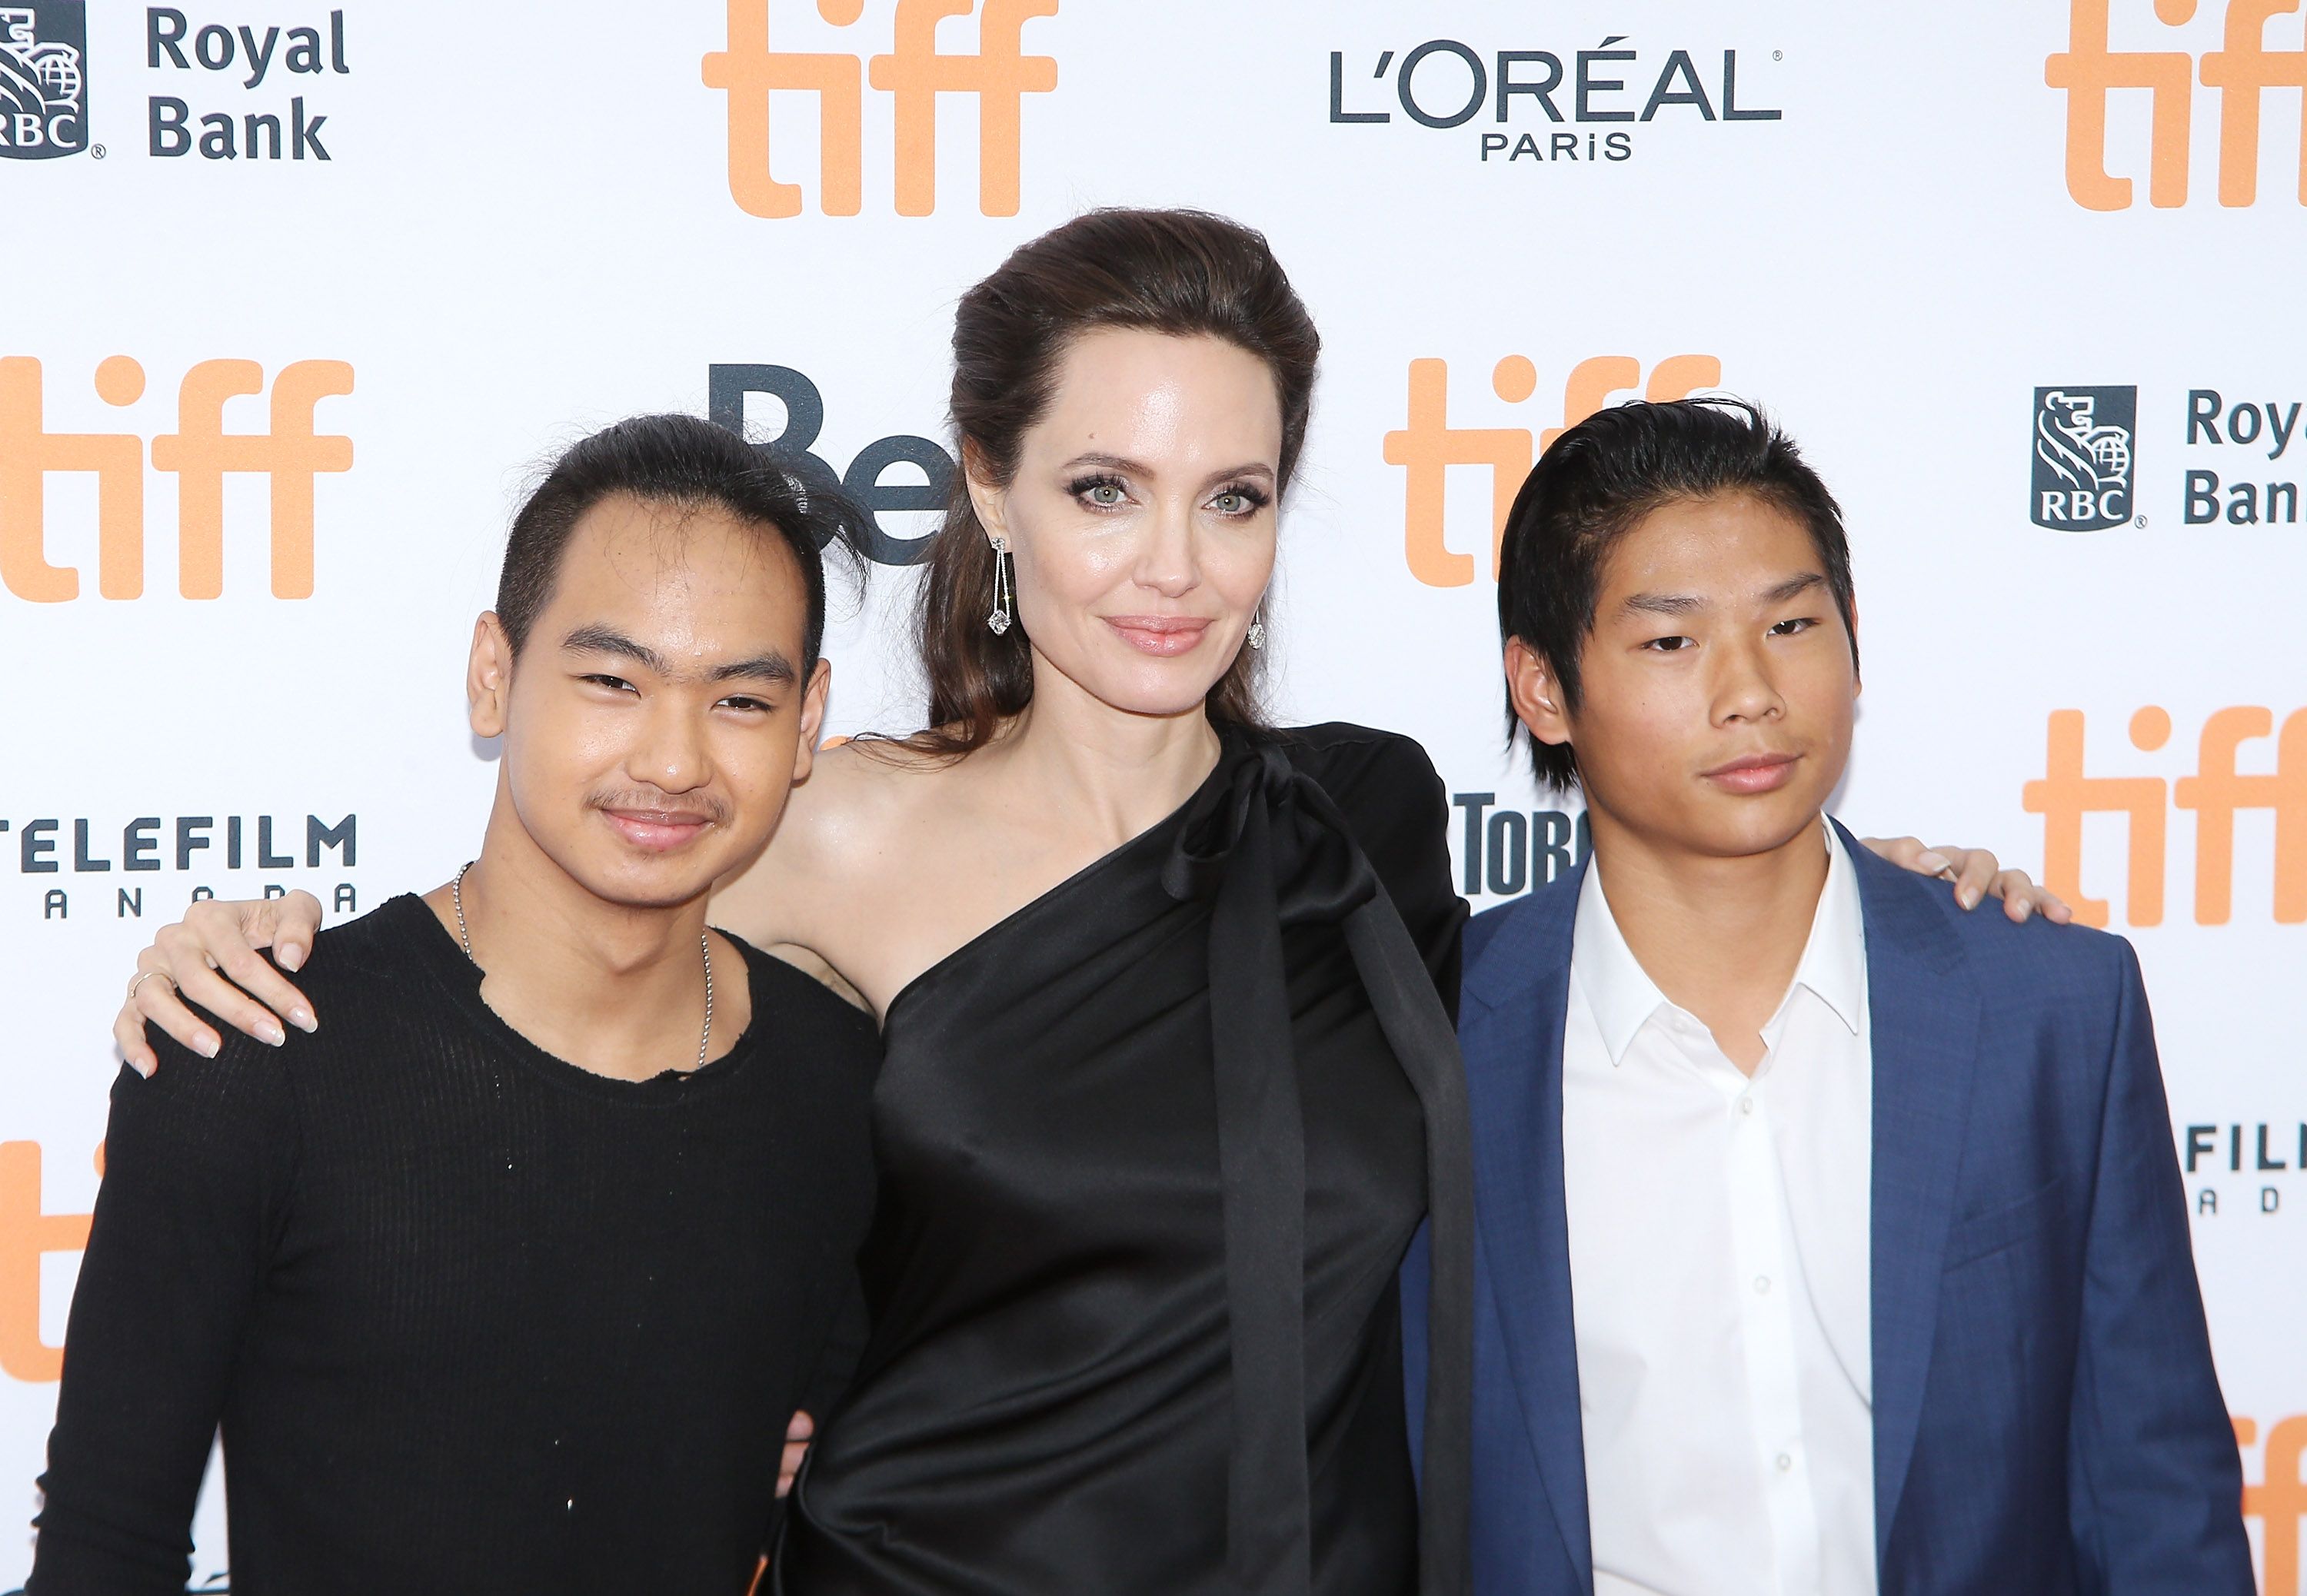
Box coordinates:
[910,208,1321,753]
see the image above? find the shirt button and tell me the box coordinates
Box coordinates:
[1738,1096,1755,1116]
[1776,1453,1793,1472]
[1753,1275,1772,1295]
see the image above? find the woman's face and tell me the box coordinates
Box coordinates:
[970,328,1283,723]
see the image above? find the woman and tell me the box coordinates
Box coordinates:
[112,210,2062,1595]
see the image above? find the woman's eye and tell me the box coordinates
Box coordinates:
[1071,477,1129,508]
[1208,484,1270,518]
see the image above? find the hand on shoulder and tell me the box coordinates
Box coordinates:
[114,893,325,1075]
[1857,835,2073,924]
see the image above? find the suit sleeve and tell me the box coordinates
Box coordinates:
[2063,941,2255,1594]
[29,1037,296,1596]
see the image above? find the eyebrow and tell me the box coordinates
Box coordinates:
[1058,451,1277,485]
[1618,572,1826,618]
[561,624,796,687]
[1620,590,1707,617]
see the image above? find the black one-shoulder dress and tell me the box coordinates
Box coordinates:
[774,723,1473,1596]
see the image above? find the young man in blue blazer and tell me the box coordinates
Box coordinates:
[1405,399,2251,1596]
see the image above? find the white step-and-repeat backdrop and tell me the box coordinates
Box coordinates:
[3,1,2302,1588]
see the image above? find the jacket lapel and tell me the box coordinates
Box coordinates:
[1838,823,1982,1564]
[1463,869,1593,1588]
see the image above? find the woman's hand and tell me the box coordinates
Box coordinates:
[113,892,327,1076]
[1860,836,2074,925]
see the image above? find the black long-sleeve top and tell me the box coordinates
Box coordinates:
[30,894,880,1596]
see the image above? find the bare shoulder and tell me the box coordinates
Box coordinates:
[711,738,957,936]
[793,736,957,853]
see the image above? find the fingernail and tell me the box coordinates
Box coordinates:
[2016,901,2034,922]
[290,1006,317,1033]
[1917,851,1950,876]
[1959,886,1980,909]
[198,1035,220,1059]
[260,1021,286,1047]
[281,945,305,972]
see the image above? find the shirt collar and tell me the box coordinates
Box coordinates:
[1572,856,1675,1067]
[1572,819,1868,1066]
[1779,823,1866,1042]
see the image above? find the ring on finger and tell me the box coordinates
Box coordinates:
[127,969,177,1003]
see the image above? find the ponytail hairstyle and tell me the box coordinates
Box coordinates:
[911,208,1320,753]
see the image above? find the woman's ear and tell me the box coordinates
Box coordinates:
[961,441,1010,547]
[1504,636,1573,750]
[469,613,512,739]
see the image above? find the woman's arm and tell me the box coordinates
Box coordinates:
[112,745,884,1071]
[110,755,2070,1068]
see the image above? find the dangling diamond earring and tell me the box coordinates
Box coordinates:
[1245,607,1267,651]
[986,536,1014,636]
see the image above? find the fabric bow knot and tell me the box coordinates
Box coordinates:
[1160,733,1473,1596]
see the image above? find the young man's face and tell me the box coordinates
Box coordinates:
[1535,490,1857,862]
[474,492,828,911]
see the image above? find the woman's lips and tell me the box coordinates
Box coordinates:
[1702,753,1801,795]
[1104,615,1213,657]
[602,810,713,851]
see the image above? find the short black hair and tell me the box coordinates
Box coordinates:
[1496,397,1859,792]
[496,414,865,673]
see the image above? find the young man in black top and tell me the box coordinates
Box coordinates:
[30,416,880,1595]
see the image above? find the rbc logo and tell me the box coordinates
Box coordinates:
[2032,386,2137,530]
[0,2,85,159]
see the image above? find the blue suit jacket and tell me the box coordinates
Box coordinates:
[1404,822,2252,1595]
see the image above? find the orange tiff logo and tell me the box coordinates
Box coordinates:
[0,1140,96,1382]
[2048,0,2307,208]
[0,355,353,603]
[2236,1415,2307,1596]
[2022,706,2307,927]
[1384,354,1723,587]
[702,0,1058,219]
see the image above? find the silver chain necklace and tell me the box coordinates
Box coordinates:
[452,861,713,1072]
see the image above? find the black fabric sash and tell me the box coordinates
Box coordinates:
[1162,739,1473,1596]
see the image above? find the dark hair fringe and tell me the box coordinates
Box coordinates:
[496,413,868,673]
[1494,397,1861,793]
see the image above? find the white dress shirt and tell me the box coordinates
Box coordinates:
[1562,823,1876,1596]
